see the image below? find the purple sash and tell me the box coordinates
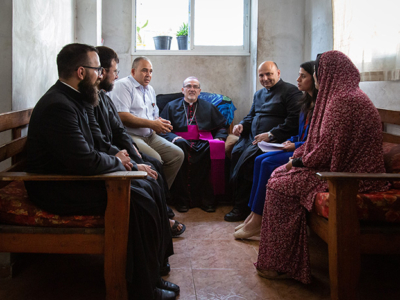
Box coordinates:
[175,125,225,195]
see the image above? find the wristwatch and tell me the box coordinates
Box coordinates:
[267,132,274,140]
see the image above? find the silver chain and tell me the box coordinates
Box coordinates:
[183,101,198,126]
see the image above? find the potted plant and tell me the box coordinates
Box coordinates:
[153,35,173,50]
[136,20,148,48]
[176,23,188,50]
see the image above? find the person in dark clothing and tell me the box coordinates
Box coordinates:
[92,46,185,238]
[159,77,228,213]
[24,43,178,300]
[225,61,302,222]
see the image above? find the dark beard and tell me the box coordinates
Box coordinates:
[99,79,114,92]
[78,75,99,107]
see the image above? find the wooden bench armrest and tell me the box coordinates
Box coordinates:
[316,172,400,181]
[0,171,147,181]
[0,170,146,300]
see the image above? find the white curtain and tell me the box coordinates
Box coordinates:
[333,0,400,81]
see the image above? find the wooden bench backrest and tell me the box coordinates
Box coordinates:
[378,108,400,144]
[0,109,33,174]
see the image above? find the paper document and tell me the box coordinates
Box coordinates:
[258,141,285,152]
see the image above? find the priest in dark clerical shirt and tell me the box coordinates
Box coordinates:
[159,77,228,213]
[226,61,302,222]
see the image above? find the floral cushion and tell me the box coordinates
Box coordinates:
[0,181,104,228]
[313,142,400,223]
[314,189,400,223]
[382,142,400,188]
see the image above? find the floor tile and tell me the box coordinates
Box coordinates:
[193,268,281,300]
[187,239,258,270]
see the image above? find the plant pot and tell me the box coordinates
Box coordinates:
[177,35,188,50]
[153,36,172,50]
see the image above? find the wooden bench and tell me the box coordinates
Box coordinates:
[309,108,400,300]
[0,108,147,300]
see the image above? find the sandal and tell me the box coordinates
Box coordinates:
[171,220,186,237]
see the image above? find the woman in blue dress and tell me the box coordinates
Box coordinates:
[234,61,318,239]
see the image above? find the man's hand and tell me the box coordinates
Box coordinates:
[172,136,183,144]
[151,118,173,134]
[232,124,243,136]
[252,132,270,145]
[282,141,296,152]
[116,150,133,171]
[137,164,158,179]
[286,158,293,171]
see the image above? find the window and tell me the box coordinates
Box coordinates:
[132,0,250,55]
[333,0,400,81]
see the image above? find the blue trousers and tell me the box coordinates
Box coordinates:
[248,150,293,215]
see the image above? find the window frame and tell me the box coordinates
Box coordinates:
[131,0,250,56]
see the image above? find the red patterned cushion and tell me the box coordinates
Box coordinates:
[314,189,400,223]
[383,142,400,188]
[0,181,104,228]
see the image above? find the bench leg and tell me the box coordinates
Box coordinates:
[327,179,361,300]
[104,179,131,300]
[0,253,16,279]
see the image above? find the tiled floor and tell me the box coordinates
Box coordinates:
[0,205,400,299]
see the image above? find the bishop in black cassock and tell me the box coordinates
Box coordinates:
[159,79,228,212]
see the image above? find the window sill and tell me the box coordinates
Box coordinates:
[132,50,250,56]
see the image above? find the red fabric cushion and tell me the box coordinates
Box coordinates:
[314,189,400,223]
[0,181,104,228]
[383,142,400,188]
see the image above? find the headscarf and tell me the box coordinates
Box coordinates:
[293,50,387,192]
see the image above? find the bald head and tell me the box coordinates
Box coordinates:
[258,61,281,89]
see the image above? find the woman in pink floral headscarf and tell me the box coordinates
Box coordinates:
[255,51,389,283]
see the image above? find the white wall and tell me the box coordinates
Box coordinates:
[304,0,333,61]
[0,0,13,114]
[76,0,102,46]
[12,0,76,111]
[256,0,305,91]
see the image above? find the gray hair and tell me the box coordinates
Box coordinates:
[132,56,151,69]
[183,76,200,87]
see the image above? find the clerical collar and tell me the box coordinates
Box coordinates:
[267,78,281,92]
[60,80,80,93]
[184,99,197,106]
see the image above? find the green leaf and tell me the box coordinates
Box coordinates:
[141,20,148,29]
[176,22,188,36]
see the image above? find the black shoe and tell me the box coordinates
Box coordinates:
[157,278,180,294]
[224,207,250,222]
[166,205,175,219]
[160,260,170,276]
[175,204,189,212]
[154,287,176,300]
[201,205,216,213]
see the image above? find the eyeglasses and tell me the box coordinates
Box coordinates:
[184,84,200,90]
[105,68,120,76]
[81,66,104,74]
